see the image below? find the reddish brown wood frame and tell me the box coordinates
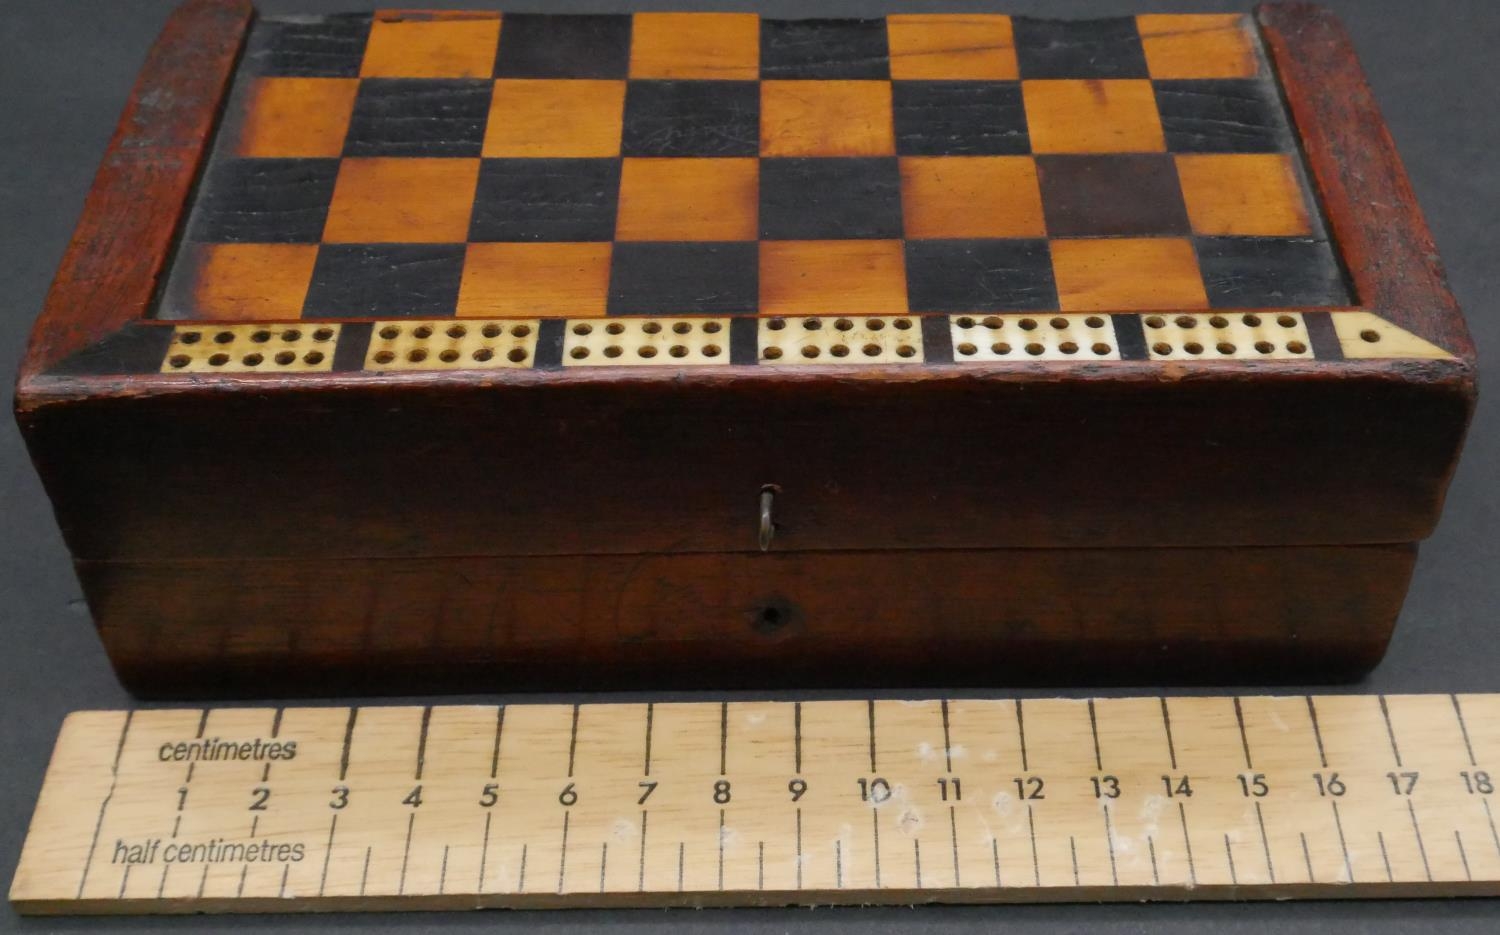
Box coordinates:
[9,1,1478,694]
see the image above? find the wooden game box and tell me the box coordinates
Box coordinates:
[14,1,1475,696]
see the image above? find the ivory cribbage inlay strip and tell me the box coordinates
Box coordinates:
[758,316,924,364]
[950,313,1121,362]
[364,320,539,371]
[1143,311,1312,361]
[163,324,341,373]
[561,318,731,366]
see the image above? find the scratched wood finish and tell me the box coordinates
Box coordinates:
[16,0,251,374]
[78,544,1414,697]
[10,3,1478,694]
[12,694,1500,914]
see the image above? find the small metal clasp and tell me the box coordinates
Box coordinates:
[758,486,777,552]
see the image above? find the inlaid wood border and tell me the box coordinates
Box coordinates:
[13,1,1476,401]
[16,0,253,383]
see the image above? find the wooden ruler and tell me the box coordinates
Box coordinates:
[10,695,1500,914]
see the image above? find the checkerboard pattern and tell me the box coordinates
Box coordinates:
[157,11,1352,323]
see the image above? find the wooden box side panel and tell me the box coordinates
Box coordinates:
[80,543,1413,697]
[22,376,1469,563]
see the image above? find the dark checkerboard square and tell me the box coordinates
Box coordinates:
[187,158,340,243]
[761,158,903,240]
[493,14,632,79]
[1155,79,1294,153]
[302,244,466,317]
[1013,17,1148,79]
[622,81,760,157]
[344,79,492,157]
[892,81,1029,156]
[906,239,1057,313]
[1196,237,1352,308]
[246,14,373,78]
[761,19,890,79]
[462,159,615,243]
[608,242,759,315]
[469,158,621,242]
[1037,154,1190,237]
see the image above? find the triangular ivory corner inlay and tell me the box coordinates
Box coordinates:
[1330,311,1454,360]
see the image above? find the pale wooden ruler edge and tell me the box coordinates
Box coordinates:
[11,695,1500,914]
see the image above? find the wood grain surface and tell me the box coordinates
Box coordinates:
[12,694,1500,913]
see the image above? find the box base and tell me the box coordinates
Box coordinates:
[79,543,1414,697]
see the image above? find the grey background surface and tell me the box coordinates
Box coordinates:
[1,0,1496,931]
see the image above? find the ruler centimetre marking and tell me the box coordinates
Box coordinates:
[9,694,1500,914]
